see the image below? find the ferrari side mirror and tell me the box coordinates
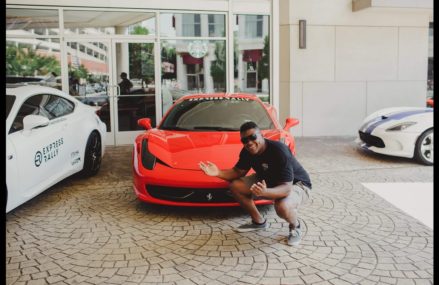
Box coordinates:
[138,118,152,130]
[283,117,299,131]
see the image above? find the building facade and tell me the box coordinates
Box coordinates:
[279,0,433,136]
[6,0,433,145]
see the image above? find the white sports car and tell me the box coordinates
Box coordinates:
[6,85,107,213]
[356,107,433,165]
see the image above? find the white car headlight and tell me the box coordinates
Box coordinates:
[386,121,417,132]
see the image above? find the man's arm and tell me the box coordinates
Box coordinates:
[250,181,292,200]
[217,167,248,181]
[199,161,247,182]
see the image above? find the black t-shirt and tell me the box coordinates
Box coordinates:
[234,139,312,189]
[119,79,133,94]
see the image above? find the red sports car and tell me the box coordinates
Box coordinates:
[133,93,300,207]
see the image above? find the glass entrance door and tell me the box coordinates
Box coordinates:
[65,39,114,144]
[111,40,156,145]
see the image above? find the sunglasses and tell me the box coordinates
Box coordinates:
[240,133,258,144]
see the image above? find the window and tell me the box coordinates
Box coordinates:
[6,38,62,90]
[183,14,201,37]
[44,95,75,117]
[63,10,155,36]
[234,15,270,102]
[10,94,74,134]
[33,28,45,35]
[6,8,59,36]
[208,14,225,37]
[160,13,226,38]
[245,15,263,38]
[6,95,16,119]
[160,98,275,131]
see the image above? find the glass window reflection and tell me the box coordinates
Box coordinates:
[160,13,225,38]
[234,15,270,102]
[6,38,62,90]
[63,10,156,36]
[6,8,59,35]
[161,40,227,115]
[66,41,110,130]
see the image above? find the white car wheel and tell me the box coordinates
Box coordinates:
[80,131,102,177]
[415,129,433,166]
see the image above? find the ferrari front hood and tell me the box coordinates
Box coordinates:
[144,130,281,170]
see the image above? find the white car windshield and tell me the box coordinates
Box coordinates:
[6,95,16,119]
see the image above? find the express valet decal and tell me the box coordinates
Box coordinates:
[34,138,64,167]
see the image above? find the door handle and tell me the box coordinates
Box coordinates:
[7,154,13,160]
[107,85,120,97]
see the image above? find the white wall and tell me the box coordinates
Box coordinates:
[280,0,432,137]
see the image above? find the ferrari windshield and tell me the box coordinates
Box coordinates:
[160,97,275,131]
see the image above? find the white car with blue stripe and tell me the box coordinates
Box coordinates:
[6,85,107,213]
[356,107,433,165]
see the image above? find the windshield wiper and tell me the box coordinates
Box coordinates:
[193,126,238,131]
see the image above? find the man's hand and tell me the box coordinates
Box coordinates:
[199,161,220,177]
[250,180,268,197]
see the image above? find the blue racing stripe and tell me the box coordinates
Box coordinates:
[365,109,432,134]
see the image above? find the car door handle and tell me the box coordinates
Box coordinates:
[7,154,13,160]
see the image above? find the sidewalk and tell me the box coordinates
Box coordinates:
[6,137,433,285]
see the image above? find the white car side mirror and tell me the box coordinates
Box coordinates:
[23,115,50,131]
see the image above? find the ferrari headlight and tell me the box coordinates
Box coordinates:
[141,139,156,170]
[386,122,417,132]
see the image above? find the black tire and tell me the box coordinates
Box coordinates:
[414,128,433,166]
[80,131,102,177]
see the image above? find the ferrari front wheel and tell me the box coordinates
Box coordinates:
[414,128,433,166]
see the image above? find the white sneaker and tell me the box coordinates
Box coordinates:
[287,225,302,246]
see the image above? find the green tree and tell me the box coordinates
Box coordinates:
[257,35,270,90]
[128,25,154,81]
[68,64,89,80]
[130,25,149,35]
[161,45,176,79]
[6,43,60,77]
[210,41,226,91]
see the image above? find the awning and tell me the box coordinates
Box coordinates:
[243,49,262,62]
[181,53,203,65]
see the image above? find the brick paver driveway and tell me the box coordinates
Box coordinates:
[6,137,433,285]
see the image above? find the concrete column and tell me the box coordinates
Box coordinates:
[115,26,130,83]
[176,54,187,90]
[237,51,244,91]
[204,44,215,93]
[201,14,208,37]
[278,0,292,131]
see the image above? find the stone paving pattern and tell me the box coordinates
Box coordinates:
[6,137,433,285]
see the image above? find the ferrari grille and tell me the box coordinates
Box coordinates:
[146,185,237,203]
[358,131,385,148]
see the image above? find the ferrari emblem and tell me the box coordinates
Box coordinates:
[206,193,213,201]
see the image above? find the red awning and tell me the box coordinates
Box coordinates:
[182,53,203,65]
[243,49,262,62]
